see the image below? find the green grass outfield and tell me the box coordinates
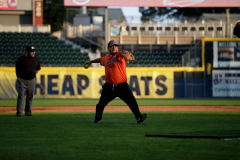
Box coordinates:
[0,98,240,106]
[0,99,240,159]
[0,111,240,160]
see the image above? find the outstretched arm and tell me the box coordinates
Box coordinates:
[83,58,101,67]
[233,22,240,38]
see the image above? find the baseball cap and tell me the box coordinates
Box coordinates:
[26,46,36,52]
[108,40,118,47]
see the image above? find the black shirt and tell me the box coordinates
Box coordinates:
[16,54,41,80]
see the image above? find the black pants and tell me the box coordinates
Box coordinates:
[95,82,142,121]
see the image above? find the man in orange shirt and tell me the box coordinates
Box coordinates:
[83,40,147,124]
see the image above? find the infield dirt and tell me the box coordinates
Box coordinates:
[0,106,240,113]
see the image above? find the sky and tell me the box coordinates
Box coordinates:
[108,6,141,16]
[108,6,142,24]
[107,6,179,24]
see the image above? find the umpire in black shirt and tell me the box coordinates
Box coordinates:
[15,46,41,116]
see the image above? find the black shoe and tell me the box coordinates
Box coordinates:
[137,113,147,124]
[25,113,33,116]
[16,113,21,117]
[93,119,100,123]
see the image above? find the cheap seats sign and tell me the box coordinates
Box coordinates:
[64,0,240,7]
[0,68,174,99]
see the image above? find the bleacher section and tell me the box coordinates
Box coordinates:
[0,32,184,67]
[0,32,90,67]
[101,51,183,67]
[132,51,183,67]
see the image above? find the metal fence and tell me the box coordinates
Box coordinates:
[182,41,202,67]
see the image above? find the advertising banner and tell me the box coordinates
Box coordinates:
[33,0,43,26]
[212,70,240,97]
[0,0,17,10]
[64,0,240,7]
[0,68,174,99]
[213,41,240,68]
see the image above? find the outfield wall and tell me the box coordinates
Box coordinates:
[203,38,240,98]
[1,38,240,99]
[0,67,206,99]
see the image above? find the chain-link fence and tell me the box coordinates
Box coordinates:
[182,41,202,67]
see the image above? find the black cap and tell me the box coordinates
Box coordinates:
[26,46,36,52]
[108,40,118,47]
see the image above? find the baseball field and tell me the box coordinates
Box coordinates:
[0,99,240,160]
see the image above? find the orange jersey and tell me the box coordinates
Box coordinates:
[100,51,127,84]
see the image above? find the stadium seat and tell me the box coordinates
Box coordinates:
[0,32,180,67]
